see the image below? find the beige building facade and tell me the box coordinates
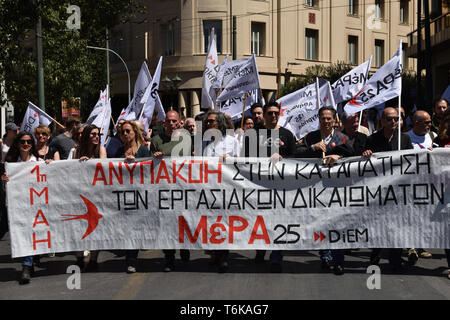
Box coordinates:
[110,0,418,117]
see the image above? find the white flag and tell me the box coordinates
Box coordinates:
[201,28,219,109]
[344,41,402,115]
[118,61,165,123]
[20,102,53,134]
[140,57,163,121]
[442,85,450,102]
[86,85,109,125]
[276,83,319,139]
[220,89,265,121]
[216,54,261,103]
[211,54,229,91]
[316,78,336,109]
[331,57,372,104]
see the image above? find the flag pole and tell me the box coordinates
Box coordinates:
[357,56,372,133]
[398,41,402,151]
[240,92,249,128]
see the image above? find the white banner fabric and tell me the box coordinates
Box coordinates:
[6,149,449,258]
[20,102,53,134]
[331,57,372,104]
[344,41,402,115]
[277,83,319,140]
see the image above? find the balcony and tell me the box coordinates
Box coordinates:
[406,12,450,58]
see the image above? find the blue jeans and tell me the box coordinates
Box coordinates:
[23,256,33,267]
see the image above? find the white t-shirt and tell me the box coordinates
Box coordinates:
[203,134,240,157]
[405,130,437,150]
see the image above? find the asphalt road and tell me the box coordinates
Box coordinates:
[0,232,449,301]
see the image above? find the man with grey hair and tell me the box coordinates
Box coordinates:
[405,110,437,150]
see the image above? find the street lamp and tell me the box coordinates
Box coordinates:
[86,45,131,103]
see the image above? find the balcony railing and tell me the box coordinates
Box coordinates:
[407,12,450,46]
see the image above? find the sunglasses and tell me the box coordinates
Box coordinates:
[206,119,217,124]
[385,116,399,122]
[19,139,33,145]
[121,129,132,135]
[35,132,48,137]
[266,111,280,116]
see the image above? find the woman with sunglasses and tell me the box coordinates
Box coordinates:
[34,125,60,162]
[114,121,150,273]
[1,131,41,284]
[73,125,106,271]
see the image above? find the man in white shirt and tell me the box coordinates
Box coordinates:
[405,111,437,150]
[404,110,435,261]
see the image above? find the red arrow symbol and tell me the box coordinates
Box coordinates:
[314,231,326,242]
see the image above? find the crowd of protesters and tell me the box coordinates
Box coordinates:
[0,97,449,284]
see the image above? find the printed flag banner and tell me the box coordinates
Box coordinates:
[331,57,372,104]
[216,55,261,103]
[86,86,108,125]
[316,78,336,110]
[6,149,449,258]
[344,41,402,115]
[201,28,219,109]
[20,102,53,134]
[220,89,265,121]
[140,57,165,128]
[277,83,319,139]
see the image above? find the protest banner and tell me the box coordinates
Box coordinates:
[6,149,449,258]
[277,83,319,139]
[344,41,402,116]
[20,102,54,134]
[331,57,372,104]
[216,54,261,103]
[201,28,219,109]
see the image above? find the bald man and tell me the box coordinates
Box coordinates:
[405,110,437,150]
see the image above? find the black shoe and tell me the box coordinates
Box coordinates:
[218,261,228,273]
[164,259,175,272]
[369,255,380,266]
[320,258,331,270]
[33,256,42,268]
[391,261,408,274]
[255,252,265,264]
[270,263,282,273]
[180,250,190,262]
[20,266,32,285]
[85,261,98,272]
[333,264,344,275]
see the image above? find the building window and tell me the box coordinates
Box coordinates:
[306,0,315,6]
[400,0,409,23]
[203,20,222,53]
[305,29,318,60]
[402,42,408,69]
[348,36,358,65]
[161,23,174,56]
[375,0,384,19]
[251,22,265,56]
[374,39,384,67]
[348,0,359,15]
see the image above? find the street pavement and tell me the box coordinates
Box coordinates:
[0,232,449,300]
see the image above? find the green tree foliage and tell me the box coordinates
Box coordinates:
[0,0,145,122]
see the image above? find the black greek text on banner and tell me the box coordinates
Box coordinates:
[6,149,450,258]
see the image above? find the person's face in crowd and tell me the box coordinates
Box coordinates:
[35,130,49,145]
[76,127,84,144]
[433,100,448,118]
[6,129,18,140]
[89,128,101,145]
[381,108,399,132]
[179,120,184,129]
[344,113,359,135]
[185,119,196,134]
[413,111,432,136]
[164,112,180,136]
[117,120,126,131]
[19,135,33,154]
[251,107,264,125]
[243,118,254,131]
[319,110,335,133]
[120,123,136,144]
[206,114,219,130]
[264,106,280,128]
